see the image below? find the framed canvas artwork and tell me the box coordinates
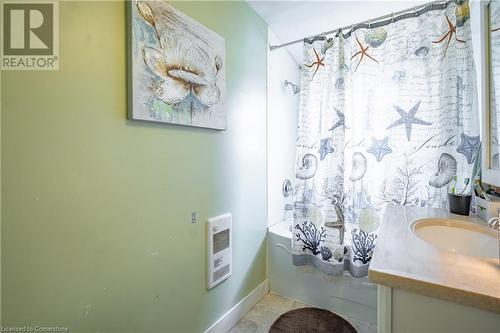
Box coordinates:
[128,1,226,130]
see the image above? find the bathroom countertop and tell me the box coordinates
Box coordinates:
[368,205,500,314]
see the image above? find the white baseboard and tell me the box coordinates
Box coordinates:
[203,279,269,333]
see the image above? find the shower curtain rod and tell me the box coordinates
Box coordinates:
[269,0,451,51]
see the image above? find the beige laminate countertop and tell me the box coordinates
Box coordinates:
[368,205,500,314]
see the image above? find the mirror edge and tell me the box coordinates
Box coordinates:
[480,0,500,186]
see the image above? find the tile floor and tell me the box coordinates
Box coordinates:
[229,293,376,333]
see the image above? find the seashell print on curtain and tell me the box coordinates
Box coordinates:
[292,0,479,277]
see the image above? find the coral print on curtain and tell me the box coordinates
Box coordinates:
[293,0,479,277]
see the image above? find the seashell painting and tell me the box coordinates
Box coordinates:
[429,153,457,188]
[364,28,387,48]
[296,154,319,180]
[349,152,367,182]
[130,1,226,130]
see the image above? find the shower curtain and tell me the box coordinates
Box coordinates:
[292,0,479,277]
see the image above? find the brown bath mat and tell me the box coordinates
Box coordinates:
[269,308,357,333]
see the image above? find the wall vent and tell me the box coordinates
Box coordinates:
[207,213,232,289]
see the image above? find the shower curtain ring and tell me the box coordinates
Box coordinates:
[368,19,371,29]
[413,6,417,15]
[391,13,395,23]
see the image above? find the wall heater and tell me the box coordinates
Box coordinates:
[207,213,232,289]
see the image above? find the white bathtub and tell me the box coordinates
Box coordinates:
[268,218,377,333]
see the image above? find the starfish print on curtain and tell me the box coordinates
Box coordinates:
[305,48,325,78]
[318,137,335,160]
[351,35,378,71]
[367,137,393,162]
[433,15,465,57]
[456,133,480,164]
[329,109,346,132]
[386,101,432,141]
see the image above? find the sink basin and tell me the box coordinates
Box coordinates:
[411,218,498,259]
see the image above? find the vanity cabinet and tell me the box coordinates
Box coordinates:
[369,206,500,333]
[378,286,500,333]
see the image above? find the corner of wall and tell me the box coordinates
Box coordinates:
[0,46,3,328]
[267,28,300,229]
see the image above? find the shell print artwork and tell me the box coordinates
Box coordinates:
[296,154,319,180]
[364,28,388,48]
[137,1,157,28]
[130,1,226,130]
[142,45,220,106]
[349,152,368,182]
[429,153,457,188]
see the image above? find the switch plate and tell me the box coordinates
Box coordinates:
[192,212,198,223]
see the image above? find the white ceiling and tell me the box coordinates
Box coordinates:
[248,0,428,64]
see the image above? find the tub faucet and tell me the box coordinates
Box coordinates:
[325,203,345,244]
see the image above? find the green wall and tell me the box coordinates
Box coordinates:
[1,1,268,332]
